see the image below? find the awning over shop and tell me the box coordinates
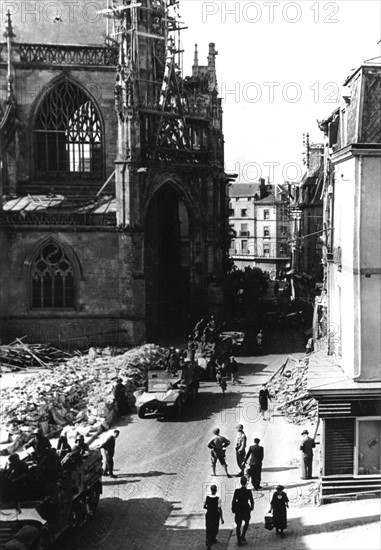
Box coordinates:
[307,350,381,399]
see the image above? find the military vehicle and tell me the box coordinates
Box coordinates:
[219,331,247,355]
[135,361,199,419]
[0,449,102,549]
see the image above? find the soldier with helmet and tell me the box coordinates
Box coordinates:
[235,424,247,476]
[3,453,30,504]
[24,428,51,462]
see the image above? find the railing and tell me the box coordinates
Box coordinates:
[18,43,118,66]
[239,231,250,237]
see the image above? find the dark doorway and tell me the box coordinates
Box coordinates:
[145,185,191,339]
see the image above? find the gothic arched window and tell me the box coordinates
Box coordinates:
[34,80,103,178]
[31,242,75,309]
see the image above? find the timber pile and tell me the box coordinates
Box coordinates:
[267,357,318,424]
[0,343,168,454]
[0,338,68,371]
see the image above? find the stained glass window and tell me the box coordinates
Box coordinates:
[31,242,75,309]
[34,79,102,177]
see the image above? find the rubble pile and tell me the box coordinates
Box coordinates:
[268,357,318,424]
[0,343,168,455]
[0,339,69,371]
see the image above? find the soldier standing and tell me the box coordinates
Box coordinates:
[235,424,247,476]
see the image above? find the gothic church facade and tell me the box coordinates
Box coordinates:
[0,1,229,347]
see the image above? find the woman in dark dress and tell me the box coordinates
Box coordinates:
[203,484,224,550]
[269,484,289,538]
[259,384,272,420]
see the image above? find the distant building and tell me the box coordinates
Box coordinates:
[289,143,324,302]
[308,62,381,501]
[228,179,291,278]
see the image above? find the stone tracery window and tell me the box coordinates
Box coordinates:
[31,242,75,309]
[34,79,102,178]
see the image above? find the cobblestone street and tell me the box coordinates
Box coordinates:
[57,328,380,550]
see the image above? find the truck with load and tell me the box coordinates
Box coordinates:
[135,361,199,419]
[0,448,102,549]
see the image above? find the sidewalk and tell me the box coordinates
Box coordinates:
[226,363,381,550]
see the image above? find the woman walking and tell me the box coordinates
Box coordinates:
[269,484,289,538]
[203,484,224,550]
[258,383,272,420]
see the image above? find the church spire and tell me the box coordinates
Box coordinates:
[4,10,16,104]
[192,43,199,77]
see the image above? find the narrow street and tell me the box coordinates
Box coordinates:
[57,328,306,550]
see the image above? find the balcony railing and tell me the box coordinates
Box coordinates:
[239,231,250,237]
[229,249,250,255]
[18,43,118,66]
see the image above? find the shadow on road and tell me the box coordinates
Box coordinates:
[249,512,380,547]
[262,466,299,472]
[117,471,177,478]
[56,496,232,550]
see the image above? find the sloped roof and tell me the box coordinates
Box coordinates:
[229,183,260,198]
[2,195,116,214]
[255,192,276,204]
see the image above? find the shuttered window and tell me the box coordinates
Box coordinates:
[324,418,354,475]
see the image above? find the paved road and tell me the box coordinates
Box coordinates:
[57,327,303,550]
[56,326,380,550]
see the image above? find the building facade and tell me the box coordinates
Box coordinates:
[229,180,291,278]
[0,1,229,347]
[288,143,324,305]
[308,62,381,501]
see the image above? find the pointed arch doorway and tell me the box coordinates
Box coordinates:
[145,184,191,340]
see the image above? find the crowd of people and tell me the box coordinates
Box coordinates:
[1,427,95,507]
[204,423,316,547]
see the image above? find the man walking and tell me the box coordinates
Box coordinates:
[100,429,120,478]
[244,438,264,490]
[207,428,231,478]
[231,476,254,546]
[300,430,315,479]
[203,484,224,550]
[235,424,247,476]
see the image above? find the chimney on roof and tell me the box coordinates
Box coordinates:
[309,143,324,172]
[259,178,266,199]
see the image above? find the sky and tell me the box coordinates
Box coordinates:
[178,0,381,183]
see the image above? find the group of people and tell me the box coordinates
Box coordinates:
[203,477,289,548]
[214,355,241,394]
[204,424,316,547]
[2,428,94,505]
[207,425,267,493]
[2,426,122,507]
[192,316,220,345]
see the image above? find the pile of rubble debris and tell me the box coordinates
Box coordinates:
[267,356,318,424]
[0,338,69,371]
[0,343,168,455]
